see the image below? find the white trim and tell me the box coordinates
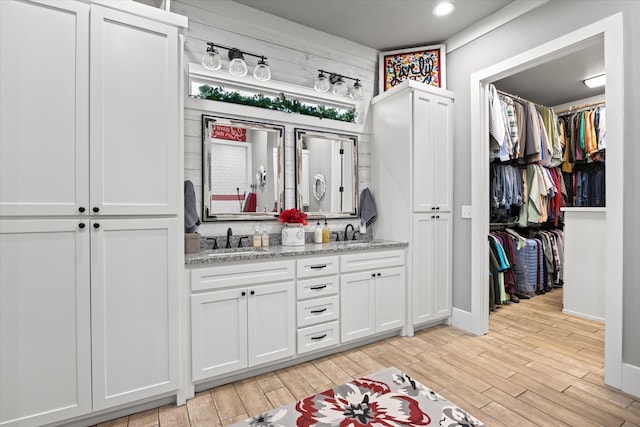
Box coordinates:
[450,307,478,334]
[467,13,624,389]
[445,0,549,53]
[561,309,605,323]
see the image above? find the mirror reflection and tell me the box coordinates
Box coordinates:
[294,128,358,217]
[202,115,284,221]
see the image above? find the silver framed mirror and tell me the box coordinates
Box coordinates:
[294,128,358,217]
[202,115,284,221]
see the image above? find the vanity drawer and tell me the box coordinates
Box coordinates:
[191,260,295,292]
[296,256,339,278]
[297,321,339,354]
[296,275,339,300]
[340,250,405,273]
[297,295,339,328]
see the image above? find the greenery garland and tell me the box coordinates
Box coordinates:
[196,85,356,123]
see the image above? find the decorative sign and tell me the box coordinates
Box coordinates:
[211,125,247,142]
[379,44,446,92]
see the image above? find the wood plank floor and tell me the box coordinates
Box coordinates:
[97,289,640,426]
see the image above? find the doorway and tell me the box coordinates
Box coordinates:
[467,13,624,390]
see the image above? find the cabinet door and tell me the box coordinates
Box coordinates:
[375,267,406,333]
[1,220,91,426]
[248,282,296,366]
[340,272,375,342]
[412,91,434,212]
[432,213,452,319]
[192,288,248,381]
[0,0,89,216]
[91,218,179,410]
[412,215,435,324]
[430,97,453,212]
[90,5,180,215]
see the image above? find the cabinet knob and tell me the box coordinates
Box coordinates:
[241,291,246,296]
[377,272,381,277]
[436,206,440,210]
[93,207,100,213]
[436,215,440,219]
[431,215,435,219]
[79,223,86,229]
[93,223,100,229]
[78,207,86,213]
[431,207,436,210]
[371,273,376,278]
[250,290,255,295]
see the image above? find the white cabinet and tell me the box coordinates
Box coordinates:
[371,80,454,330]
[0,1,186,424]
[0,220,92,426]
[412,214,452,324]
[296,256,341,354]
[340,250,406,343]
[191,261,296,381]
[90,218,179,410]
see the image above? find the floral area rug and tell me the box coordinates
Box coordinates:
[231,366,487,427]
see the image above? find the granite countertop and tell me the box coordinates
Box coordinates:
[185,239,408,266]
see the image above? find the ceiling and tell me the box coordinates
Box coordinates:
[230,0,605,107]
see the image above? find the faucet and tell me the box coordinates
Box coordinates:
[226,227,233,248]
[332,231,341,241]
[237,236,249,248]
[208,237,218,249]
[344,224,356,241]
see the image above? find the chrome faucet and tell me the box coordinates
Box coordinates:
[226,227,233,248]
[344,223,356,240]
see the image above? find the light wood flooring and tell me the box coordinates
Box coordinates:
[98,289,640,427]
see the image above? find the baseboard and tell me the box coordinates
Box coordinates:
[622,363,640,398]
[562,308,605,323]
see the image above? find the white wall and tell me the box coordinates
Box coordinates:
[445,0,640,367]
[173,0,376,236]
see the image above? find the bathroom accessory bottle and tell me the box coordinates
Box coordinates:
[322,220,330,243]
[261,225,269,247]
[314,221,322,243]
[252,226,262,247]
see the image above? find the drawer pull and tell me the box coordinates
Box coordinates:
[310,264,327,269]
[310,334,327,341]
[310,285,327,290]
[310,308,327,314]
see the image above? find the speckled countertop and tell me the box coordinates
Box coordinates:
[185,239,408,266]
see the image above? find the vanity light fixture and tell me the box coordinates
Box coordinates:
[313,69,364,99]
[202,42,271,81]
[584,74,606,88]
[433,1,455,16]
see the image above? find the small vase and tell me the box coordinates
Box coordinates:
[281,223,305,246]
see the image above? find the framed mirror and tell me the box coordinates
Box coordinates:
[294,128,358,217]
[202,115,284,221]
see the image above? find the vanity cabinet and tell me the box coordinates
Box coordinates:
[0,1,186,425]
[296,256,341,354]
[191,261,296,381]
[371,81,454,331]
[340,250,406,343]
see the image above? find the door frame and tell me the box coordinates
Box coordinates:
[465,13,624,389]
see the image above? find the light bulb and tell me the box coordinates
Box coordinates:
[228,48,248,77]
[332,77,348,96]
[314,72,330,92]
[433,1,455,16]
[253,57,271,81]
[351,80,364,99]
[202,46,222,70]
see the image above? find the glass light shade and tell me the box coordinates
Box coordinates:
[202,51,222,70]
[584,74,606,88]
[314,73,330,92]
[332,78,348,96]
[350,81,364,99]
[433,2,455,16]
[253,59,271,81]
[229,58,248,77]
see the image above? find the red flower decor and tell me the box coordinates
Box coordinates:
[278,208,308,226]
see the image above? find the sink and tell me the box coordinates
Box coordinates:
[340,240,382,247]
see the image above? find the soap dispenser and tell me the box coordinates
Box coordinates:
[314,221,322,243]
[252,226,262,248]
[261,225,269,247]
[322,220,330,243]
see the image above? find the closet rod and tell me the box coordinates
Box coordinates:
[555,101,605,115]
[496,88,548,109]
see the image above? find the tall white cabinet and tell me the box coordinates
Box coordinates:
[371,80,455,332]
[0,1,187,425]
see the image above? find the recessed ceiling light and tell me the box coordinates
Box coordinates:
[433,2,455,17]
[584,74,606,88]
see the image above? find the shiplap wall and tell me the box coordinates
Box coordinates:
[173,0,378,236]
